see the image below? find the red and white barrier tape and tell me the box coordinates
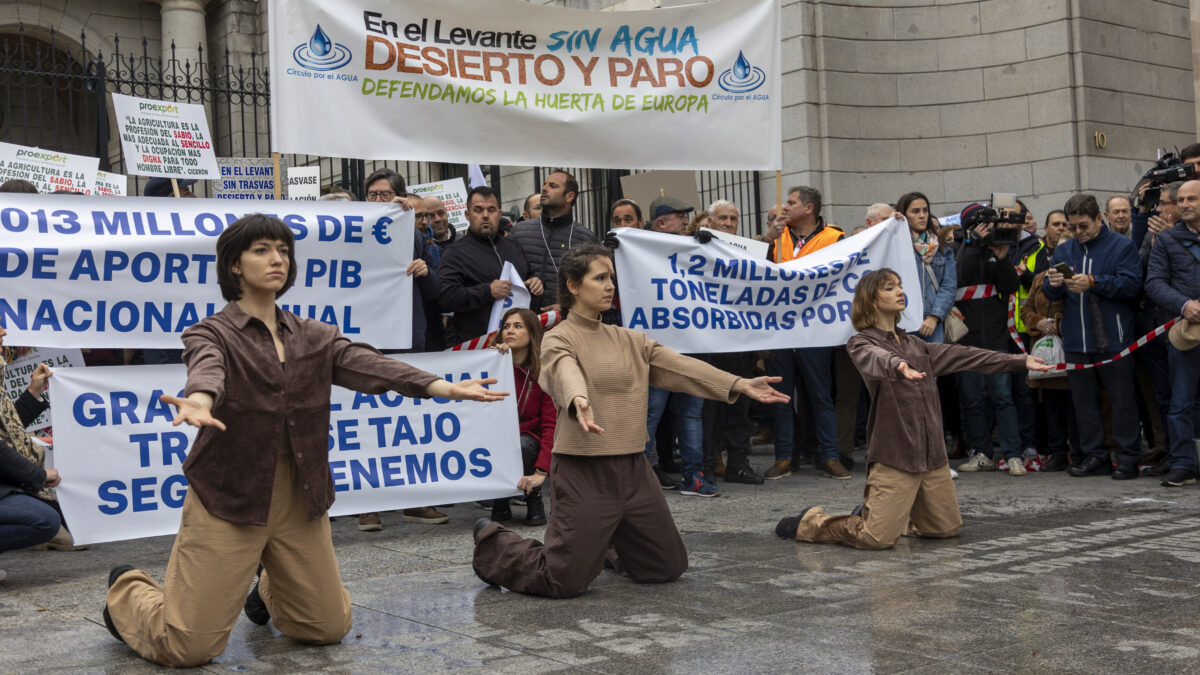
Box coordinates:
[1004,294,1177,371]
[955,284,997,301]
[447,310,561,351]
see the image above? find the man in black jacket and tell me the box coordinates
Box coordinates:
[438,186,543,345]
[508,170,596,311]
[954,203,1025,475]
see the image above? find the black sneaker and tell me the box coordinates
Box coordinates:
[103,565,136,644]
[244,582,270,625]
[1111,464,1139,480]
[1041,455,1069,472]
[775,507,813,539]
[723,464,764,485]
[1161,467,1197,487]
[654,466,678,490]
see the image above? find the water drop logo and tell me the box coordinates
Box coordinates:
[717,51,766,93]
[293,24,352,71]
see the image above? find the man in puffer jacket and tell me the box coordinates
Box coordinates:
[508,170,596,311]
[1044,193,1143,480]
[1144,179,1200,487]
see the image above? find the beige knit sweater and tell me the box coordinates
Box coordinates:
[539,311,740,456]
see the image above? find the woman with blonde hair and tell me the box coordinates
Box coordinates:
[775,268,1049,550]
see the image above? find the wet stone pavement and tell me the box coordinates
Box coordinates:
[2,445,1199,673]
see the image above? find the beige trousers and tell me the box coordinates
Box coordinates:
[795,462,961,550]
[106,452,352,667]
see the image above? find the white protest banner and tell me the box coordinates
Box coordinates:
[408,177,468,231]
[0,194,414,349]
[701,227,768,259]
[92,170,128,197]
[612,217,923,353]
[50,351,522,544]
[487,261,530,334]
[287,166,321,200]
[268,0,781,170]
[214,157,288,200]
[0,141,100,194]
[2,347,84,435]
[111,93,220,180]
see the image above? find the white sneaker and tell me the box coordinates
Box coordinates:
[957,454,996,472]
[1008,458,1027,476]
[949,468,959,480]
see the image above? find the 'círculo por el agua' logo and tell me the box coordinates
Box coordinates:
[717,51,765,93]
[294,24,353,70]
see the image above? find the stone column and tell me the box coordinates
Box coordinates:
[158,0,209,72]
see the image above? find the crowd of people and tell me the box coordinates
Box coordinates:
[0,147,1198,665]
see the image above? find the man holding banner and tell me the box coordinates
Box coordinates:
[509,171,596,312]
[763,186,849,481]
[103,215,508,668]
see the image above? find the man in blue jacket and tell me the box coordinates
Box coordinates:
[1145,180,1200,487]
[1044,193,1143,479]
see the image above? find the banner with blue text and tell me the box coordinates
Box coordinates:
[0,194,413,349]
[50,351,522,544]
[612,218,924,353]
[268,0,781,170]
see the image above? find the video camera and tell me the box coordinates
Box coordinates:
[962,192,1024,247]
[1137,151,1197,211]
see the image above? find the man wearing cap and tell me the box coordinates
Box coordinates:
[640,195,729,495]
[509,170,596,312]
[760,186,849,481]
[1145,179,1200,487]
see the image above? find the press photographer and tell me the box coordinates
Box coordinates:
[954,201,1025,475]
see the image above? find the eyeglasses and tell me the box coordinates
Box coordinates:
[415,213,434,220]
[366,190,396,201]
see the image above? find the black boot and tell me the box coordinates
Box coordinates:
[490,497,512,522]
[523,488,546,526]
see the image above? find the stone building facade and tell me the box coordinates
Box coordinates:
[2,0,1196,232]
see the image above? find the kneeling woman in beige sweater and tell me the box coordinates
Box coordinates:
[472,243,788,598]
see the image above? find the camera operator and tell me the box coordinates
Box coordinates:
[1133,143,1200,253]
[1044,193,1143,480]
[954,203,1025,475]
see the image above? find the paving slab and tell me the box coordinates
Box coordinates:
[1,446,1197,673]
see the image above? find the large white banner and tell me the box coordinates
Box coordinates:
[613,218,923,353]
[0,194,414,349]
[268,0,781,170]
[51,351,522,545]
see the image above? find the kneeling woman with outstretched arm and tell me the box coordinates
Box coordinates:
[473,243,788,598]
[775,268,1050,550]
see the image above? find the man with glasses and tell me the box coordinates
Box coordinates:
[1044,193,1143,480]
[364,168,406,203]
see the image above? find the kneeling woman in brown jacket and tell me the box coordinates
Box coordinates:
[776,268,1050,550]
[473,243,788,597]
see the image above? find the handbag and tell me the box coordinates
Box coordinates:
[1028,334,1067,380]
[923,261,968,343]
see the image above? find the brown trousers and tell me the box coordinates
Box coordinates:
[107,453,352,667]
[795,462,961,550]
[473,452,688,598]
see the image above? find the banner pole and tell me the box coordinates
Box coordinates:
[774,170,782,209]
[272,152,283,200]
[170,178,180,199]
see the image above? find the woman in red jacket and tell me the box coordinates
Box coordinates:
[489,308,555,526]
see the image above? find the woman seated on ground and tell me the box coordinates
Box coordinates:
[775,268,1050,550]
[488,307,556,526]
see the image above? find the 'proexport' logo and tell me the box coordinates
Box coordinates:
[718,51,765,93]
[294,25,352,71]
[15,148,67,164]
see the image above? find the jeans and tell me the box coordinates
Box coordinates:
[1166,344,1200,471]
[0,493,60,553]
[766,347,838,463]
[1066,351,1141,467]
[644,387,704,477]
[958,370,1020,460]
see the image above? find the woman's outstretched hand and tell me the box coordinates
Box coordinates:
[160,393,226,431]
[897,362,927,380]
[1026,355,1052,373]
[734,376,790,404]
[572,396,604,434]
[443,378,509,402]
